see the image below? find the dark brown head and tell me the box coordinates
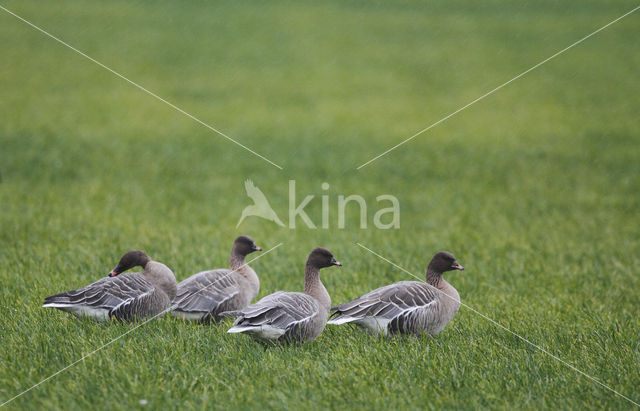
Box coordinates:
[306,247,342,269]
[108,250,151,277]
[428,251,464,274]
[232,235,262,256]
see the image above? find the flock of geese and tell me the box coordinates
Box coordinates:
[43,236,465,343]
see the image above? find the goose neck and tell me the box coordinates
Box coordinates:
[144,261,177,301]
[426,268,443,288]
[229,253,247,272]
[304,264,330,312]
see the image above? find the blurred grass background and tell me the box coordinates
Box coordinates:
[1,0,639,409]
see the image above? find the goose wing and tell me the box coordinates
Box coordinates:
[43,273,154,310]
[329,281,437,322]
[172,270,240,314]
[225,291,318,332]
[110,288,171,321]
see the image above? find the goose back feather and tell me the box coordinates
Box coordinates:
[225,291,327,343]
[329,281,459,335]
[171,236,261,322]
[328,251,463,336]
[172,269,256,322]
[222,247,341,343]
[43,253,176,322]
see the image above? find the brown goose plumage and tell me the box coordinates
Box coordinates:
[43,250,177,322]
[328,251,463,336]
[171,236,261,322]
[222,247,341,343]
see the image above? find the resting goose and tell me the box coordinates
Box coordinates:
[43,250,177,322]
[221,247,341,344]
[328,251,463,336]
[171,235,262,322]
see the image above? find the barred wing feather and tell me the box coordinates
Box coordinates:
[172,270,240,317]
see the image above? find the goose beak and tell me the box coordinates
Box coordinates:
[452,263,464,271]
[253,245,262,251]
[332,260,342,266]
[108,270,118,277]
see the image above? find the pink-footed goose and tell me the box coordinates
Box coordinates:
[43,250,177,322]
[221,247,341,344]
[171,236,262,322]
[328,251,463,336]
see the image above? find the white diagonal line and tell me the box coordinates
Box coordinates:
[0,5,283,170]
[0,243,283,408]
[356,5,640,170]
[355,242,640,408]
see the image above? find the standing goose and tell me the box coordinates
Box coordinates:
[328,251,464,336]
[171,235,262,322]
[43,250,177,322]
[222,247,341,344]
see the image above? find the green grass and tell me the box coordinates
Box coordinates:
[1,0,639,409]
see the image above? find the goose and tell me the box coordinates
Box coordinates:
[328,251,464,336]
[43,250,177,322]
[221,247,341,343]
[171,235,262,322]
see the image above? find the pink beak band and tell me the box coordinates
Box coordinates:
[453,264,464,271]
[108,270,118,277]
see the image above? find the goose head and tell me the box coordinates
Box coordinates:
[429,251,464,274]
[108,250,151,277]
[233,235,262,257]
[307,247,342,269]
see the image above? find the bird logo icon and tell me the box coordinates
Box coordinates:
[236,180,285,228]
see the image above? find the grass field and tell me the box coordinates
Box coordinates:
[1,0,639,409]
